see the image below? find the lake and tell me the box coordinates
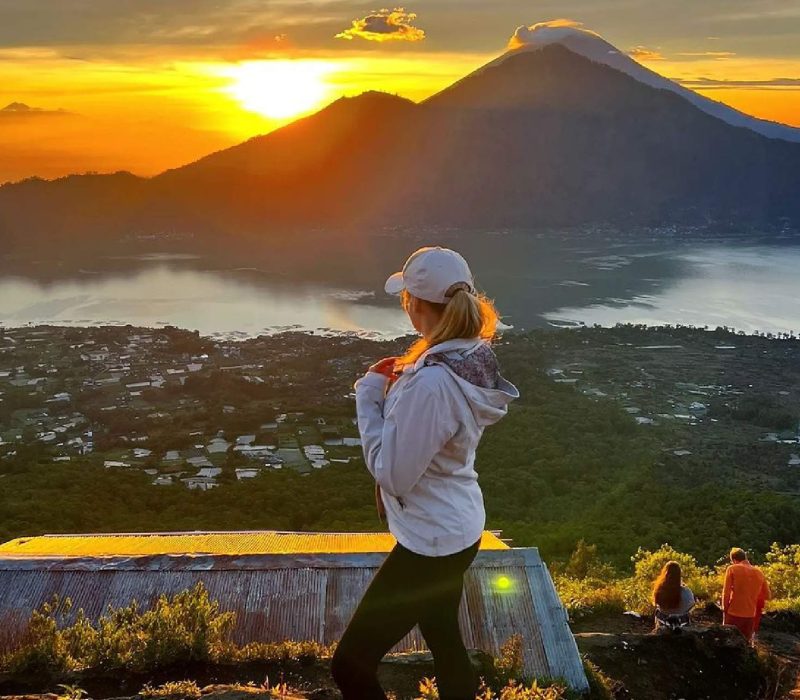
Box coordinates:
[1,233,798,338]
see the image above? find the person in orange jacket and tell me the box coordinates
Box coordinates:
[722,547,771,643]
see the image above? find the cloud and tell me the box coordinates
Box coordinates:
[628,45,664,61]
[335,7,425,42]
[0,101,71,117]
[0,0,344,51]
[676,51,736,59]
[679,77,800,90]
[508,19,598,50]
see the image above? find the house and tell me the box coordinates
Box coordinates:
[303,445,325,459]
[153,476,173,486]
[196,467,222,478]
[276,448,306,467]
[104,460,130,468]
[234,445,275,459]
[181,476,219,491]
[187,456,214,469]
[236,435,256,446]
[0,530,587,691]
[126,381,151,391]
[235,468,260,480]
[207,436,231,454]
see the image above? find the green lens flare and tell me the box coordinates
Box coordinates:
[495,575,512,591]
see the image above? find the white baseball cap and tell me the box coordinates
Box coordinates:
[384,246,475,304]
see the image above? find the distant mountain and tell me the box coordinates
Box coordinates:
[2,38,800,250]
[487,24,800,143]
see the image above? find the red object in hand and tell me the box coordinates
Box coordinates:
[368,356,398,378]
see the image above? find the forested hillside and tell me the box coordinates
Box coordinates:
[1,325,798,569]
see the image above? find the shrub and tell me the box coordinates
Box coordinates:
[227,639,330,665]
[765,597,800,614]
[140,680,202,698]
[90,583,235,671]
[554,577,626,620]
[626,544,720,613]
[762,543,800,599]
[57,684,88,700]
[562,540,616,581]
[3,583,235,676]
[416,677,569,700]
[554,543,736,618]
[3,597,83,675]
[475,679,569,700]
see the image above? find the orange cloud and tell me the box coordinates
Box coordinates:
[628,46,664,61]
[335,8,425,43]
[508,20,597,50]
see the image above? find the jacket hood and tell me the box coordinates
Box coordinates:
[414,338,519,427]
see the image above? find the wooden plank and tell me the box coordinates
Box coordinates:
[523,549,588,691]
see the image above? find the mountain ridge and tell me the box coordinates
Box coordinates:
[2,43,800,246]
[490,24,800,143]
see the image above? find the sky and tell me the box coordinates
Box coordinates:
[1,0,800,184]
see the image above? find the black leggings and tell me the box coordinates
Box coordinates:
[331,539,480,700]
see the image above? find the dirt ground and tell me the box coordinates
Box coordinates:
[574,606,800,700]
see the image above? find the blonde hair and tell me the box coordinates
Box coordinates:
[397,286,499,367]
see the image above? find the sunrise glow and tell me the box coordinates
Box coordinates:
[221,60,339,120]
[1,3,800,184]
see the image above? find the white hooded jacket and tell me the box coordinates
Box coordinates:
[354,338,519,556]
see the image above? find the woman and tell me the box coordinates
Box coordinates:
[652,561,695,631]
[331,246,518,700]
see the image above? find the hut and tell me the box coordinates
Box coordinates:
[0,530,587,691]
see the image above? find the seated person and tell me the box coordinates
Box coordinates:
[653,560,695,631]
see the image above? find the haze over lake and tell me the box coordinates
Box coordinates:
[1,234,798,338]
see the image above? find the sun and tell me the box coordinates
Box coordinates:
[223,60,337,120]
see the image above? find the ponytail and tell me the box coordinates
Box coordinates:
[397,286,499,367]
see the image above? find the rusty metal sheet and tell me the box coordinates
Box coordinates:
[0,531,509,558]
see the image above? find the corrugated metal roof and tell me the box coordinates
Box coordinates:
[0,536,586,691]
[0,530,509,557]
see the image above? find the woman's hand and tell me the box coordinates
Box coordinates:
[368,356,398,378]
